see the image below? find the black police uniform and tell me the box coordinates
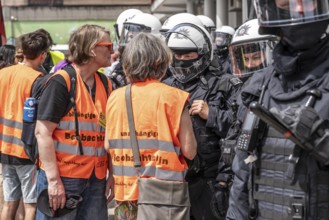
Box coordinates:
[216,49,232,75]
[164,68,242,220]
[227,36,329,220]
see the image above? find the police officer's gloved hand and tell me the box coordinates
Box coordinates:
[270,105,323,140]
[270,105,329,165]
[210,183,229,219]
[109,72,127,88]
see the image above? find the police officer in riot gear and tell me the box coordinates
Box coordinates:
[108,9,142,89]
[212,26,235,75]
[109,12,161,89]
[219,18,278,164]
[229,19,278,82]
[164,23,242,220]
[227,0,329,219]
[216,18,278,218]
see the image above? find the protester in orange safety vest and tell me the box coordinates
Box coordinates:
[35,24,113,220]
[105,33,197,219]
[0,30,51,220]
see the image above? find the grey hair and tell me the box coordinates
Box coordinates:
[122,33,172,82]
[68,24,110,65]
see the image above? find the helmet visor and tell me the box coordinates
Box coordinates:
[119,23,151,46]
[212,32,232,47]
[229,40,275,79]
[169,54,211,83]
[255,0,329,26]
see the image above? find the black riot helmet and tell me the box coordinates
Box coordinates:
[254,0,329,50]
[254,0,329,27]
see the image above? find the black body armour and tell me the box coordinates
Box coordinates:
[227,37,329,220]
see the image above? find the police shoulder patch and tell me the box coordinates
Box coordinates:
[229,77,243,86]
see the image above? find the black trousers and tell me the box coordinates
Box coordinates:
[189,177,219,220]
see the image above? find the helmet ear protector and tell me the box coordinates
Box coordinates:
[37,189,83,218]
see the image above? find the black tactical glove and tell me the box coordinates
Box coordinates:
[270,105,329,165]
[109,71,127,89]
[270,105,322,140]
[209,182,229,219]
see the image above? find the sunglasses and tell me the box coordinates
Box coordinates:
[96,42,114,54]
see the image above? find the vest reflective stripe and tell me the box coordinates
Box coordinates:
[1,134,24,147]
[109,139,181,155]
[57,120,104,133]
[112,165,186,181]
[0,117,23,130]
[44,68,111,179]
[54,141,107,156]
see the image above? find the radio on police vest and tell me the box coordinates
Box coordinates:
[237,85,266,153]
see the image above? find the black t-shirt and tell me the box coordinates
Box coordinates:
[37,75,71,123]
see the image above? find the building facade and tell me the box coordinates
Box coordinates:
[1,0,252,44]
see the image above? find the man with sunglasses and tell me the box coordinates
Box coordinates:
[35,24,113,220]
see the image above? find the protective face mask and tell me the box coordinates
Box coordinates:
[246,63,265,72]
[280,21,328,51]
[173,58,199,69]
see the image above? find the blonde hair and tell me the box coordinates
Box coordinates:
[122,33,172,82]
[68,24,110,64]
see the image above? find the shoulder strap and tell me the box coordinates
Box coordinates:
[96,71,110,97]
[62,65,84,155]
[31,74,51,99]
[125,84,141,171]
[62,65,77,105]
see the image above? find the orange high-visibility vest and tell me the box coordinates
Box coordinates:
[0,65,42,159]
[106,79,189,201]
[42,67,111,179]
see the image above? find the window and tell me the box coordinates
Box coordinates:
[28,0,63,6]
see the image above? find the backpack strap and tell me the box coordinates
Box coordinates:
[96,71,110,97]
[62,65,84,155]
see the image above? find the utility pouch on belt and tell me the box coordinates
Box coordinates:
[220,139,237,166]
